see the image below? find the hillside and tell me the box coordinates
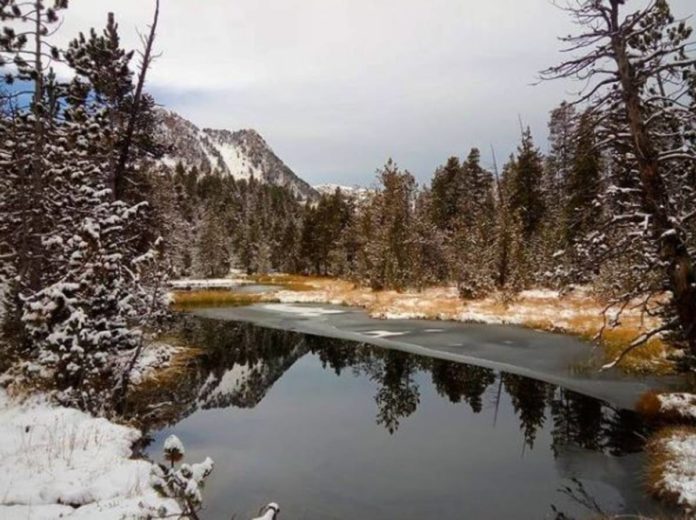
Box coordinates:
[156,109,318,201]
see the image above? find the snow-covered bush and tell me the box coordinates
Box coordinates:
[151,435,214,519]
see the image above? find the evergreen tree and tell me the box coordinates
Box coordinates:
[508,128,546,240]
[564,110,602,247]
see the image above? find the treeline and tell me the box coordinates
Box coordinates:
[174,103,670,302]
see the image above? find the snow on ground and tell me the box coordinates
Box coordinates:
[659,393,696,421]
[128,341,185,386]
[0,281,6,321]
[654,429,696,511]
[0,389,179,519]
[261,303,345,318]
[518,289,561,300]
[273,290,334,304]
[170,278,249,290]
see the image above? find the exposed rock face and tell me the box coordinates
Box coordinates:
[156,109,318,201]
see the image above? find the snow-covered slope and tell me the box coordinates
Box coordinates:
[314,183,371,200]
[156,109,318,201]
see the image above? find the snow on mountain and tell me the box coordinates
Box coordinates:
[156,109,318,201]
[314,183,371,200]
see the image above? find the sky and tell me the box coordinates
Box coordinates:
[57,0,694,187]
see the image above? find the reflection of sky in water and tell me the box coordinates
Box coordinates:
[147,320,669,520]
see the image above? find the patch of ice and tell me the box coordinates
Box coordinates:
[262,303,345,318]
[362,330,407,338]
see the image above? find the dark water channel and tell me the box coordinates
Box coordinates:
[145,316,670,519]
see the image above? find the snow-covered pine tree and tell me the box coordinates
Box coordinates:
[542,0,696,363]
[0,1,71,362]
[1,2,168,413]
[364,160,417,290]
[454,148,497,299]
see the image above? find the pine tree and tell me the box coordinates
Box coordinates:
[564,110,602,247]
[508,128,546,240]
[365,160,417,290]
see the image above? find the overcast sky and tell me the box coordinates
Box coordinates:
[59,0,693,186]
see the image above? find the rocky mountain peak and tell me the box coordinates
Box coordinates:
[156,109,318,201]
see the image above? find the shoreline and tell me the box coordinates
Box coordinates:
[189,302,682,411]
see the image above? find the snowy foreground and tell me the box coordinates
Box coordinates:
[0,389,180,519]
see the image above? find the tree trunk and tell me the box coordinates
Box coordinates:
[113,0,160,200]
[609,1,696,353]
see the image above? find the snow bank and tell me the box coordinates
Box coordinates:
[657,430,696,511]
[170,278,248,290]
[128,341,184,386]
[659,393,696,421]
[272,290,340,304]
[0,390,179,519]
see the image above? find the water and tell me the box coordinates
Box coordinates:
[145,317,669,520]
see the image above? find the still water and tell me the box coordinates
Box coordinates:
[145,317,668,520]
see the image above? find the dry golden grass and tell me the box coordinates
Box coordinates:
[256,276,674,374]
[637,390,665,419]
[171,290,265,310]
[249,273,320,292]
[601,331,673,375]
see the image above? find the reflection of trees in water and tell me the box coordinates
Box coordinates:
[503,374,551,449]
[145,317,651,456]
[549,390,651,457]
[550,390,604,455]
[430,359,496,413]
[370,352,421,434]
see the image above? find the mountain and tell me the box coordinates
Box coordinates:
[314,183,371,201]
[156,109,318,201]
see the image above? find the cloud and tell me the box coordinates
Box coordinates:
[56,0,694,185]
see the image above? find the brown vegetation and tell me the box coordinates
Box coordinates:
[252,276,674,375]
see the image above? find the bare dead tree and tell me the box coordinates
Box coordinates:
[541,0,696,363]
[113,0,160,200]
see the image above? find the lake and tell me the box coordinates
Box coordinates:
[145,316,670,520]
